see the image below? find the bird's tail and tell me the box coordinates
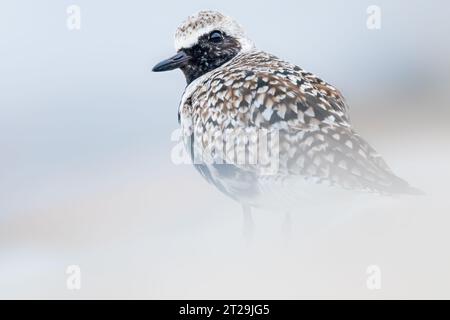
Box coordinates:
[389,175,425,195]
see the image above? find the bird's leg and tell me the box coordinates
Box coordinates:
[242,204,254,242]
[281,211,292,244]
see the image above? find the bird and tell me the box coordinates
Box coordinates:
[152,10,422,238]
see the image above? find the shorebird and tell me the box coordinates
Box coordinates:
[153,11,421,237]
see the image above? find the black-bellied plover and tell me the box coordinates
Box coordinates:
[153,11,421,236]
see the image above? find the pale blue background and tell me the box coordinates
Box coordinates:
[0,0,449,298]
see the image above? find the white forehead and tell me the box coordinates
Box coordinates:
[174,11,254,51]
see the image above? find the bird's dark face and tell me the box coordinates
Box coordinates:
[152,30,242,84]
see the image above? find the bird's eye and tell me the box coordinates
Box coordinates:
[209,30,224,43]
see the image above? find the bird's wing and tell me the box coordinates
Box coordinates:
[191,60,419,195]
[276,124,417,194]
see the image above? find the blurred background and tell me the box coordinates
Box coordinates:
[0,0,449,298]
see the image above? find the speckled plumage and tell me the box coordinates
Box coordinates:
[156,11,420,211]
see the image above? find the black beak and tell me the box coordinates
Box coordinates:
[152,51,191,72]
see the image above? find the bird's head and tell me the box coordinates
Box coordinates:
[152,11,254,84]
